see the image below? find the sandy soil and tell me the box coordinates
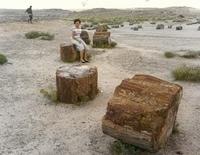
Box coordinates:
[0,20,200,155]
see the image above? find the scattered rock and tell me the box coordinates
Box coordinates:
[156,24,164,30]
[102,74,183,152]
[198,26,200,31]
[131,27,139,31]
[56,65,98,104]
[176,26,183,30]
[111,25,120,28]
[168,25,173,29]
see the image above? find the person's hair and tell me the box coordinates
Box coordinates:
[74,19,81,24]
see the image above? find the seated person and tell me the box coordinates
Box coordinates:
[71,19,89,63]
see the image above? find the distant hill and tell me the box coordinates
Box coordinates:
[70,7,200,24]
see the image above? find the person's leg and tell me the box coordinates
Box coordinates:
[83,50,88,62]
[30,15,33,24]
[80,50,85,63]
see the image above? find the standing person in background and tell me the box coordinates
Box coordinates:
[25,6,33,23]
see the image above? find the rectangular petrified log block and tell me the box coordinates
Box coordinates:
[56,65,98,104]
[93,32,111,48]
[102,74,183,152]
[60,43,77,62]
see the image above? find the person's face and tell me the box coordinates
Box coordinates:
[75,21,81,28]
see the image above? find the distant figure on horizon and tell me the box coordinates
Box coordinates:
[71,19,89,63]
[25,6,33,23]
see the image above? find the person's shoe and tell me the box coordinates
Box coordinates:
[84,59,89,62]
[80,59,86,63]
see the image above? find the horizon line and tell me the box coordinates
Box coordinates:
[0,6,199,11]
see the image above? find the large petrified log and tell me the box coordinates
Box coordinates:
[102,74,183,152]
[80,30,91,45]
[56,65,98,104]
[93,32,111,48]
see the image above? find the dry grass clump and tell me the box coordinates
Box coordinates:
[110,140,142,155]
[25,31,54,40]
[0,53,8,65]
[172,65,200,82]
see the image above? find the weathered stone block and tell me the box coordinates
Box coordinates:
[93,32,111,48]
[60,43,91,62]
[56,65,98,104]
[102,74,183,152]
[80,30,91,45]
[60,43,77,62]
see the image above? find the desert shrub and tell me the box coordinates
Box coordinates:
[110,41,117,48]
[25,31,41,39]
[40,88,58,102]
[172,122,180,134]
[0,53,8,65]
[180,51,199,59]
[172,65,200,82]
[25,31,54,40]
[164,52,176,58]
[110,140,141,155]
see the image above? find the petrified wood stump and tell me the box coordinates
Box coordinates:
[60,43,77,62]
[93,32,111,48]
[56,65,98,104]
[60,43,91,62]
[102,74,183,152]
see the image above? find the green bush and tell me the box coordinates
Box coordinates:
[25,31,54,40]
[0,53,8,65]
[180,51,199,59]
[110,41,117,48]
[40,88,58,102]
[172,65,200,82]
[164,52,176,58]
[110,140,141,155]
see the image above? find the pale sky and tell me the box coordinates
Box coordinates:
[0,0,200,10]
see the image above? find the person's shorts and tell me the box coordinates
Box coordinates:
[71,38,88,51]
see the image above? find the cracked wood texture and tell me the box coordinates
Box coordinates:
[102,74,183,152]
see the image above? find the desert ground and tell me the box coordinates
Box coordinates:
[0,10,200,155]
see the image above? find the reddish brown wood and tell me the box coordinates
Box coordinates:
[60,43,77,62]
[56,65,98,104]
[102,74,183,152]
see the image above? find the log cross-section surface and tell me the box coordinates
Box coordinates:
[56,65,98,104]
[102,74,183,152]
